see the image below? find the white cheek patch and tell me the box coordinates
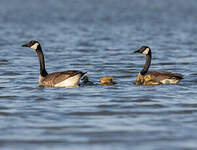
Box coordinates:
[143,48,149,55]
[30,43,39,50]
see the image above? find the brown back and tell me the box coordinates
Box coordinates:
[146,71,183,82]
[41,70,85,86]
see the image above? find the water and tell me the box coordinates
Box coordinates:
[0,0,197,149]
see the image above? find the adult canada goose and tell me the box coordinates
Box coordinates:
[134,46,183,85]
[22,40,86,88]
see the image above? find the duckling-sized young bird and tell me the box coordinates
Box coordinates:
[134,46,183,85]
[100,76,117,86]
[22,40,86,88]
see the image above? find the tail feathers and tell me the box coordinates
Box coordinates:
[80,71,87,77]
[171,74,184,80]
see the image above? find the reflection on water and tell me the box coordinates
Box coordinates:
[0,0,197,150]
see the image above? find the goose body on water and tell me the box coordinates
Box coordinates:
[22,40,86,88]
[134,46,183,85]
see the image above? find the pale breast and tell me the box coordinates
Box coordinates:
[39,75,45,85]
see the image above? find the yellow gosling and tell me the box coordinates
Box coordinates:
[100,76,117,86]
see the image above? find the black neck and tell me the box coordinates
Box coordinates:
[36,45,48,77]
[140,51,151,75]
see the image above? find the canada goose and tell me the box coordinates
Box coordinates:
[134,46,183,85]
[100,76,117,86]
[22,40,86,88]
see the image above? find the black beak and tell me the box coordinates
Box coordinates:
[22,43,28,47]
[134,50,140,53]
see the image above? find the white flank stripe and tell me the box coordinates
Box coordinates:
[160,79,180,84]
[54,74,81,88]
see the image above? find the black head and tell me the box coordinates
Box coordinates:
[134,46,151,55]
[22,40,40,50]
